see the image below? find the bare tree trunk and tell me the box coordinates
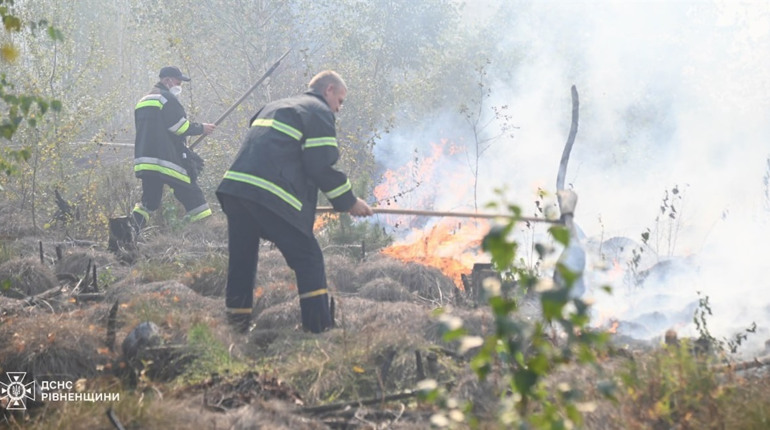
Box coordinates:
[31,136,39,231]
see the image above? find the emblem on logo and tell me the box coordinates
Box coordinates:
[1,372,36,410]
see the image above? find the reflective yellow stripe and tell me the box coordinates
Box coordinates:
[134,163,190,183]
[187,208,212,222]
[136,100,163,109]
[223,170,302,211]
[325,179,351,199]
[175,120,190,135]
[303,137,338,149]
[132,204,150,221]
[299,288,328,300]
[169,117,191,135]
[251,118,303,140]
[226,308,252,314]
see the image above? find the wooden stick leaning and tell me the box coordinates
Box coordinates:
[316,206,561,224]
[189,48,292,150]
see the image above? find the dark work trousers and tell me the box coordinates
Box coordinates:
[132,175,210,228]
[220,194,332,333]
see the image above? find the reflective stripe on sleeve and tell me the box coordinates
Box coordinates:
[169,117,191,135]
[303,137,338,149]
[325,179,352,199]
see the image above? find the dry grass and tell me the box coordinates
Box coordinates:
[252,297,456,406]
[325,253,359,293]
[358,277,413,302]
[53,248,120,278]
[355,255,457,304]
[0,257,58,298]
[8,218,770,429]
[0,306,113,380]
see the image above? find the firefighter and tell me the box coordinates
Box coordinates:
[216,70,373,333]
[131,66,216,231]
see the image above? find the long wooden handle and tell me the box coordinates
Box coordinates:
[190,48,292,149]
[315,206,561,224]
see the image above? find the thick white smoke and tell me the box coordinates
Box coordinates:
[374,1,770,354]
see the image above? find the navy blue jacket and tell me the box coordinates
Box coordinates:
[134,83,205,186]
[216,90,357,237]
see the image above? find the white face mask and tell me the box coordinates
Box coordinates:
[169,85,182,97]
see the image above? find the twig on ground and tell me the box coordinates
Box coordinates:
[302,390,418,415]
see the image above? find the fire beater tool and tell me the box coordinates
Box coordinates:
[315,206,562,224]
[189,48,292,150]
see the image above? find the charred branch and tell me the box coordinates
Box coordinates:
[106,300,119,352]
[415,350,425,382]
[556,85,579,193]
[302,390,418,415]
[716,355,770,373]
[106,407,126,430]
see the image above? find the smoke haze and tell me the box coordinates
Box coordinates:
[375,1,770,353]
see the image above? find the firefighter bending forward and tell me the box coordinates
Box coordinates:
[132,66,216,231]
[216,70,373,333]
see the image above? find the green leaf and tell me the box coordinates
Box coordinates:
[527,353,549,375]
[549,225,570,246]
[541,289,568,320]
[513,368,538,396]
[442,327,467,342]
[47,26,64,41]
[488,296,516,316]
[3,15,22,32]
[470,354,491,380]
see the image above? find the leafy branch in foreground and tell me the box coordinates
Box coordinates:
[1,1,64,185]
[425,200,614,428]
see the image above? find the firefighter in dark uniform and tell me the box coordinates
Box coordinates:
[131,66,216,231]
[216,70,373,333]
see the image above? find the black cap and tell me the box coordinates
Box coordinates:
[159,66,190,81]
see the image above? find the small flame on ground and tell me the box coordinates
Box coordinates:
[374,137,490,288]
[314,213,338,232]
[382,220,489,289]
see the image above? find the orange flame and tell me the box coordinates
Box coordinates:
[374,138,490,288]
[314,212,338,232]
[382,220,489,289]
